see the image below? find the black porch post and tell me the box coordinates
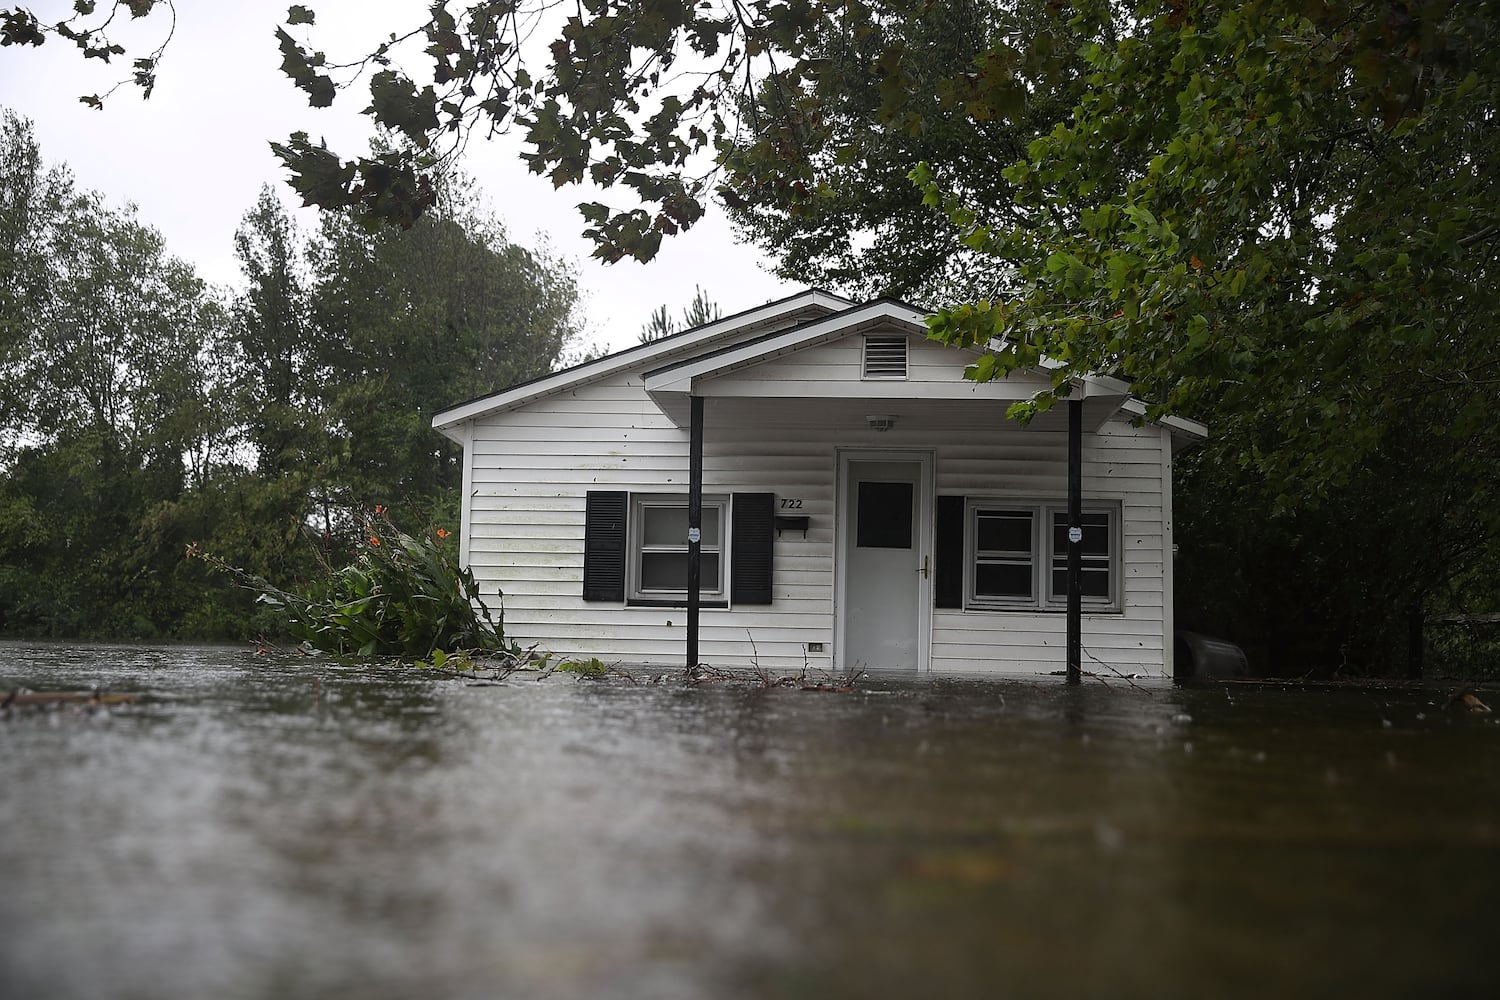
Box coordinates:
[687,394,704,670]
[1067,397,1083,686]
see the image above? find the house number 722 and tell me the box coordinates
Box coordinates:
[779,498,804,509]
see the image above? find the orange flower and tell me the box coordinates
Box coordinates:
[436,528,449,540]
[374,505,386,515]
[369,536,381,546]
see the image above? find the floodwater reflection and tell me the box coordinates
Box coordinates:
[2,643,1498,998]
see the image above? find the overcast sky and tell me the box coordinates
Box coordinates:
[0,3,795,353]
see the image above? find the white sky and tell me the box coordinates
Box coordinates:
[0,2,795,353]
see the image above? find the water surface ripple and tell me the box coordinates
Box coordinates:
[3,643,1498,998]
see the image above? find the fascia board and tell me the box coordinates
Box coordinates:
[1119,397,1210,446]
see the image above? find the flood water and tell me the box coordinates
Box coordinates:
[3,643,1498,999]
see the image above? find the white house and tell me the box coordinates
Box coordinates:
[432,290,1206,677]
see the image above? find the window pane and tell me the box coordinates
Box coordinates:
[857,482,913,548]
[1082,565,1110,598]
[640,552,720,592]
[976,562,1032,599]
[642,505,688,547]
[641,504,720,546]
[976,510,1032,554]
[1051,512,1110,556]
[1050,564,1111,600]
[641,551,686,590]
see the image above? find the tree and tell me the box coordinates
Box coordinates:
[920,2,1498,487]
[306,164,582,522]
[232,185,318,479]
[721,0,1093,302]
[637,284,722,343]
[638,304,676,344]
[906,0,1500,670]
[0,113,231,637]
[0,109,71,456]
[2,1,847,261]
[681,284,722,328]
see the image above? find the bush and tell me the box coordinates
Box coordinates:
[192,508,516,661]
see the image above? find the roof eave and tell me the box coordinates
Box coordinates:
[430,287,854,430]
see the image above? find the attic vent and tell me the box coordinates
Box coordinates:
[862,335,908,379]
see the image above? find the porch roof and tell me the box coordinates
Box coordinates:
[639,298,1206,449]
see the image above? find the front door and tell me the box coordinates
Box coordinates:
[838,453,931,671]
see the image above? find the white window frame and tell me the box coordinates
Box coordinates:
[964,498,1122,613]
[628,494,729,603]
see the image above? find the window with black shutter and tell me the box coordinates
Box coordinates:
[581,491,775,607]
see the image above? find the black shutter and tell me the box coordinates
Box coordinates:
[582,491,627,601]
[934,495,964,609]
[731,492,774,605]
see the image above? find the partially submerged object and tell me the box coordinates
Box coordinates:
[1174,631,1250,681]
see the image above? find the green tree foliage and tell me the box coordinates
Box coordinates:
[921,2,1498,486]
[680,284,722,328]
[0,112,582,643]
[909,1,1500,670]
[638,304,676,344]
[233,185,317,480]
[637,283,722,343]
[721,0,1091,302]
[0,111,230,636]
[3,1,852,261]
[307,166,581,521]
[194,511,516,661]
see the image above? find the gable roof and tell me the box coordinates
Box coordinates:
[431,288,852,438]
[641,296,928,393]
[431,289,1207,448]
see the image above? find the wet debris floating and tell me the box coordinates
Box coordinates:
[2,688,138,718]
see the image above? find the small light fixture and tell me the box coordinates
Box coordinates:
[866,414,897,432]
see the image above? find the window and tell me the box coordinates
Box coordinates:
[973,507,1036,603]
[583,491,775,606]
[963,499,1120,612]
[1048,510,1112,602]
[631,495,727,601]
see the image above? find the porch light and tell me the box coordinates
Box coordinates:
[866,415,897,432]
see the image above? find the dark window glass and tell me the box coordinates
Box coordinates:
[1048,510,1113,602]
[1051,512,1110,556]
[1050,565,1111,599]
[976,510,1032,553]
[641,552,721,591]
[976,562,1033,598]
[857,481,913,548]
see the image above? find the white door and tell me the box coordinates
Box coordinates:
[838,454,931,671]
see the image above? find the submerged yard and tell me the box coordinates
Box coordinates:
[2,642,1498,998]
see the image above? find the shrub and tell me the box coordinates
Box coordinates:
[191,508,516,661]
